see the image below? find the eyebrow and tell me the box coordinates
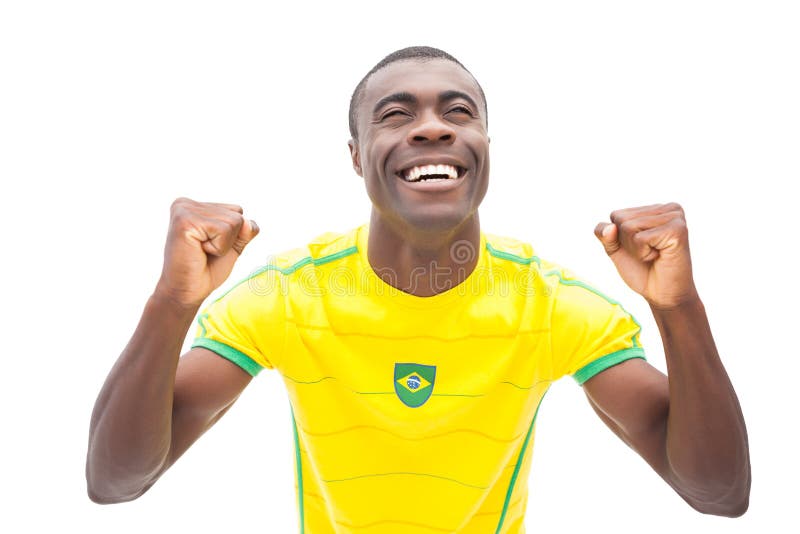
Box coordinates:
[438,90,480,113]
[372,90,482,116]
[373,92,417,115]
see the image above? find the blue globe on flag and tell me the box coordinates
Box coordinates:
[407,375,421,390]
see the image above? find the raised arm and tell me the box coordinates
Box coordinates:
[86,198,260,504]
[584,203,750,516]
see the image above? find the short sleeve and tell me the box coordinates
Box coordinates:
[550,269,646,386]
[191,268,287,376]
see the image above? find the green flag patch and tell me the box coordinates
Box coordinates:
[394,362,436,408]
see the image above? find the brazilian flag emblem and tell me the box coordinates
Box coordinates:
[394,363,436,408]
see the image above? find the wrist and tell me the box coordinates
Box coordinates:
[646,288,702,313]
[149,287,203,316]
[648,293,706,330]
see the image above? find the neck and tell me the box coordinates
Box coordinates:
[367,211,481,297]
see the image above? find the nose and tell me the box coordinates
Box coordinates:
[407,112,456,145]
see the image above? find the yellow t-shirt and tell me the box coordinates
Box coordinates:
[192,223,645,533]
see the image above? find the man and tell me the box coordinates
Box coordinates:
[86,47,750,532]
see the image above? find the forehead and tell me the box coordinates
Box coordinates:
[361,59,483,110]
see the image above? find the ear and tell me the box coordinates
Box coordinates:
[348,139,363,177]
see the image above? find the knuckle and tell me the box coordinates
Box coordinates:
[221,214,243,232]
[171,197,191,211]
[211,218,231,233]
[666,202,683,213]
[170,206,187,224]
[170,199,201,224]
[173,215,194,232]
[673,218,688,232]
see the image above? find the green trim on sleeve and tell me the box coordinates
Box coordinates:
[572,347,646,386]
[196,312,210,338]
[191,337,264,377]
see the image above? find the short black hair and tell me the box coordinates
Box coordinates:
[348,46,487,141]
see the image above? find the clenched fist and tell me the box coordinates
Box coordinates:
[155,197,259,307]
[594,202,698,310]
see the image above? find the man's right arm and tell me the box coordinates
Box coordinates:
[86,198,260,504]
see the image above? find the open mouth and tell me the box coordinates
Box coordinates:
[397,164,467,182]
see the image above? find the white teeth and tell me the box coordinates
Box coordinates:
[403,164,459,181]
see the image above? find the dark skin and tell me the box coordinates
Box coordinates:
[86,199,258,502]
[348,60,491,295]
[590,209,751,516]
[87,59,750,517]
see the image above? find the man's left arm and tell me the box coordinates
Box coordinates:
[584,202,751,517]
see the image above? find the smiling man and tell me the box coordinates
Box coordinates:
[87,47,751,532]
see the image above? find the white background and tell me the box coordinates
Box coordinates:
[1,1,798,532]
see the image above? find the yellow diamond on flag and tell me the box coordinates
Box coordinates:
[396,372,432,394]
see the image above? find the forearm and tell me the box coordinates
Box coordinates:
[653,296,751,515]
[86,291,199,503]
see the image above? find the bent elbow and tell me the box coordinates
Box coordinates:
[719,485,751,518]
[87,487,125,505]
[85,442,168,505]
[87,482,151,505]
[85,457,160,505]
[670,458,751,518]
[726,496,749,518]
[680,473,751,518]
[687,493,749,518]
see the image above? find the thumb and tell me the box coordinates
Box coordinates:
[232,219,260,255]
[594,222,621,256]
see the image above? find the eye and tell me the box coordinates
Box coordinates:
[448,105,473,116]
[380,109,409,120]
